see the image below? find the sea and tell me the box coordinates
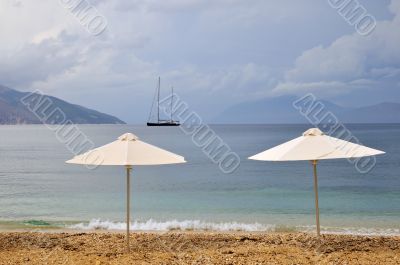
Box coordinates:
[0,124,399,235]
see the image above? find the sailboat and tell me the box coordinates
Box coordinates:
[147,77,180,126]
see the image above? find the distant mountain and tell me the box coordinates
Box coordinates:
[0,85,125,124]
[214,95,400,124]
[340,102,400,123]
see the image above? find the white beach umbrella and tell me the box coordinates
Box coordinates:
[66,133,186,251]
[248,128,384,237]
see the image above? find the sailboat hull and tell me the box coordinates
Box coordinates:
[147,122,180,126]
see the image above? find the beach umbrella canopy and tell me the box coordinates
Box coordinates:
[248,128,384,236]
[66,133,186,251]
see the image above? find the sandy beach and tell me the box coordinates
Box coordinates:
[0,231,399,264]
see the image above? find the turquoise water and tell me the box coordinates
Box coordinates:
[0,124,399,234]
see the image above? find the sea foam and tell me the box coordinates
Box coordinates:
[69,219,400,236]
[298,225,400,236]
[69,219,272,232]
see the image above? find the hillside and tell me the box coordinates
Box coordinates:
[0,85,125,124]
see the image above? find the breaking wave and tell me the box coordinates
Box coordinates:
[69,219,273,232]
[69,219,400,236]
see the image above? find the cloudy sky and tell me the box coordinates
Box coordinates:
[0,0,399,123]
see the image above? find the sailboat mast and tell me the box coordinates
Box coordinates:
[157,77,160,122]
[170,86,173,122]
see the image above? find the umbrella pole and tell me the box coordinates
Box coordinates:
[312,160,320,237]
[126,165,132,253]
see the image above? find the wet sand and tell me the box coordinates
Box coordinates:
[0,231,399,264]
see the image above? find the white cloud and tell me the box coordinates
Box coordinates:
[272,0,400,97]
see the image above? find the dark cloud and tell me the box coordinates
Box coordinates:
[0,0,398,122]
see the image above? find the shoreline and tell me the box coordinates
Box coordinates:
[0,231,399,264]
[1,219,400,237]
[2,226,400,237]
